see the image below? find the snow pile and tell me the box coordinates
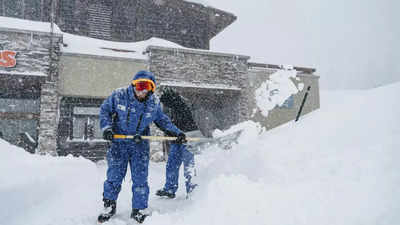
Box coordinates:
[212,120,264,141]
[0,140,104,225]
[153,82,400,225]
[1,82,400,225]
[254,69,303,117]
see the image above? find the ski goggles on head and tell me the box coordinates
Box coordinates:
[132,79,155,92]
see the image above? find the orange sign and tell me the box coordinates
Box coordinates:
[0,50,17,68]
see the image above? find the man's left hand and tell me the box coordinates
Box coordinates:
[175,133,187,144]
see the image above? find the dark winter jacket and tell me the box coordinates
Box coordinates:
[160,89,198,132]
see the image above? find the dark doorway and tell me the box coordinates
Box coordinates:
[0,75,42,146]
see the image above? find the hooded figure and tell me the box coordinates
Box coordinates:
[98,70,187,223]
[156,89,198,199]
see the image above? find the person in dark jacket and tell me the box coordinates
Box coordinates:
[156,89,198,199]
[97,70,186,223]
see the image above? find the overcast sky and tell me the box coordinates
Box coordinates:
[202,0,400,90]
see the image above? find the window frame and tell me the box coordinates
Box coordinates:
[71,106,102,141]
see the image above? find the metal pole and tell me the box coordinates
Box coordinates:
[295,86,311,122]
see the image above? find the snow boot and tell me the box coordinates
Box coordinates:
[155,189,176,198]
[187,183,198,194]
[130,208,147,224]
[97,199,116,223]
[186,184,198,199]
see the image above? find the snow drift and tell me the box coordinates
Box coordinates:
[1,82,399,225]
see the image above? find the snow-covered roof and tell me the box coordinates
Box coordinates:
[0,71,47,77]
[0,16,242,61]
[184,0,212,7]
[0,16,187,60]
[0,16,241,61]
[0,16,62,34]
[62,33,185,60]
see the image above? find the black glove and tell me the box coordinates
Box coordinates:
[103,128,114,141]
[175,133,187,144]
[133,134,142,143]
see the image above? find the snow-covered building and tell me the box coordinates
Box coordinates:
[0,0,235,49]
[0,3,319,160]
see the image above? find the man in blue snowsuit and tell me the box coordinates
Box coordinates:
[97,70,186,223]
[156,89,198,199]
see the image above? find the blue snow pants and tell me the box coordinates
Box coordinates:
[163,143,196,194]
[103,140,150,209]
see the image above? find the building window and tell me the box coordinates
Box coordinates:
[72,107,102,140]
[0,98,40,144]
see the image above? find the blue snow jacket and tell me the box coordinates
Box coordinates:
[99,84,182,138]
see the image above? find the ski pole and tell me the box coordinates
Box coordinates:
[113,134,208,142]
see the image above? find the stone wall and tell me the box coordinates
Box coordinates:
[37,34,63,156]
[0,28,54,76]
[37,82,59,155]
[0,28,63,155]
[147,46,250,134]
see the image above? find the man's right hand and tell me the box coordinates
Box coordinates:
[103,128,114,141]
[133,134,142,143]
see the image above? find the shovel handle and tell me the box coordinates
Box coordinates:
[113,134,205,142]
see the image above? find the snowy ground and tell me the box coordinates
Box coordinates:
[1,82,399,225]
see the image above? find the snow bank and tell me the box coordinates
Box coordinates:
[1,82,399,225]
[149,82,400,225]
[0,139,104,225]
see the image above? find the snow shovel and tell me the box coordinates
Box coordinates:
[185,130,243,154]
[113,130,243,154]
[113,134,207,142]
